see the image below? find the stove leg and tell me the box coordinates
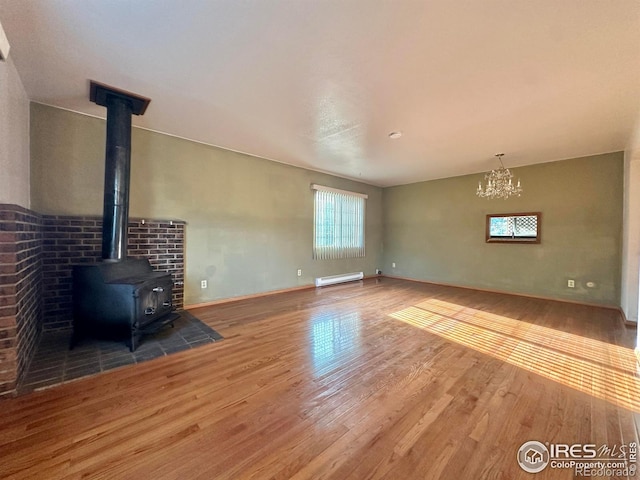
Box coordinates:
[128,331,140,352]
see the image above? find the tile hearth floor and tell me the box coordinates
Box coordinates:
[19,310,223,394]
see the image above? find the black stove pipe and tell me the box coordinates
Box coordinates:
[89,81,151,261]
[102,95,133,261]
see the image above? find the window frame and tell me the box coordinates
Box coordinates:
[312,184,367,260]
[485,212,541,244]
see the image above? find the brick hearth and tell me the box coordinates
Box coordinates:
[0,204,185,397]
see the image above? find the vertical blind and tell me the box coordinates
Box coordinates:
[312,184,367,260]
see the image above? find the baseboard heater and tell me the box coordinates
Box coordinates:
[315,271,364,287]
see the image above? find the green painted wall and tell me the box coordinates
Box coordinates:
[382,152,624,306]
[30,103,624,307]
[0,56,30,208]
[30,103,383,305]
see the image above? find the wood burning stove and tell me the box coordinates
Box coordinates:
[73,259,177,351]
[72,82,178,351]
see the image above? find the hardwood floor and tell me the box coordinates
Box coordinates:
[1,278,638,479]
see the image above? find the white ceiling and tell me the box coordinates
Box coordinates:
[1,0,639,187]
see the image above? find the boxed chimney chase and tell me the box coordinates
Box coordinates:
[72,81,178,352]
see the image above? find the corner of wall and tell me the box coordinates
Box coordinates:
[0,204,42,397]
[0,55,30,209]
[621,126,640,329]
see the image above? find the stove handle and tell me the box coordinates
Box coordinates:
[153,287,164,293]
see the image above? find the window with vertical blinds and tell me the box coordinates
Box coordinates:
[312,184,367,260]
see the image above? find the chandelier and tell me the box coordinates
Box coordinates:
[476,153,522,200]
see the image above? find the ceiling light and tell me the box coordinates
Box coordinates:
[388,131,402,139]
[0,20,10,61]
[476,153,523,200]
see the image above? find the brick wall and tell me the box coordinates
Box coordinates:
[128,220,185,309]
[41,216,185,330]
[0,205,42,397]
[0,206,185,397]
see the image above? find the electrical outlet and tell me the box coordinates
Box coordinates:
[297,269,302,277]
[201,280,207,289]
[567,279,575,288]
[392,262,396,268]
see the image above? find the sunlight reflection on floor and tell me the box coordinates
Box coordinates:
[389,299,640,412]
[310,311,362,375]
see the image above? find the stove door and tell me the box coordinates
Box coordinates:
[136,277,174,328]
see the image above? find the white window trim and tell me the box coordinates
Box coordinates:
[312,184,366,260]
